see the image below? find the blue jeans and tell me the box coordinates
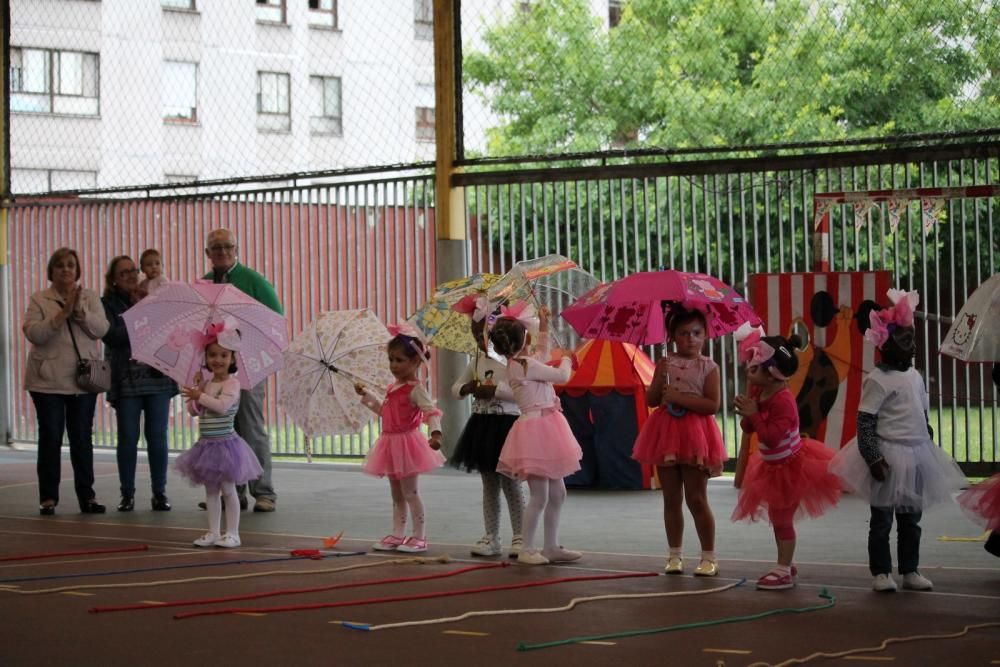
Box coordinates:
[868,506,922,576]
[114,392,173,497]
[30,391,98,508]
[234,382,275,502]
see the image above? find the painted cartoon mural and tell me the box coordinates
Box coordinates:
[749,271,891,449]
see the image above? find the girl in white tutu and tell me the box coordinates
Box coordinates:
[829,289,966,592]
[355,324,445,554]
[490,302,582,565]
[175,322,262,548]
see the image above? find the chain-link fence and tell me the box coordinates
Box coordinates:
[461,0,1000,161]
[8,0,439,194]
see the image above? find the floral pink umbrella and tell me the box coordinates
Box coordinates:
[560,270,762,345]
[123,281,288,389]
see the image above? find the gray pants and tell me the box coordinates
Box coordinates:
[234,382,276,503]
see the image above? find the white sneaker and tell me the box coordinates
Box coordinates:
[872,573,898,592]
[215,533,241,548]
[901,571,933,591]
[470,535,502,557]
[508,535,524,559]
[542,547,582,563]
[517,550,549,566]
[193,532,219,547]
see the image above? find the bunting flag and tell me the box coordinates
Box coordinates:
[885,197,908,233]
[921,197,945,234]
[813,199,835,230]
[853,198,874,230]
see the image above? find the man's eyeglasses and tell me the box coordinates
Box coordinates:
[209,244,236,252]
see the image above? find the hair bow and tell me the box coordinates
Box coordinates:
[387,322,430,360]
[734,322,774,366]
[452,294,493,323]
[202,317,242,352]
[498,301,539,333]
[865,288,919,349]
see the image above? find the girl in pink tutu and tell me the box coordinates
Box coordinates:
[829,289,966,591]
[732,324,841,590]
[355,324,445,554]
[631,306,726,577]
[175,322,263,548]
[490,302,582,565]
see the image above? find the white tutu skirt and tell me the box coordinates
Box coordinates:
[828,437,966,511]
[497,412,582,481]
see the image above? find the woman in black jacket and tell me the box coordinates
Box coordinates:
[102,256,178,511]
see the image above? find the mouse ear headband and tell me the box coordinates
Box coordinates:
[865,288,919,350]
[734,322,789,380]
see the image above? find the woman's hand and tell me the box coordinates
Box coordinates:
[471,383,497,400]
[869,459,889,482]
[734,394,758,416]
[459,380,479,397]
[428,431,443,451]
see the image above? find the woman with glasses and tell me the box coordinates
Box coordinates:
[101,255,178,512]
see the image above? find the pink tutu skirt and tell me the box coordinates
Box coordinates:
[732,437,841,523]
[362,429,446,480]
[631,407,727,476]
[957,474,1000,531]
[175,434,263,486]
[497,411,582,480]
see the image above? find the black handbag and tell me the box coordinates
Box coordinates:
[67,319,111,393]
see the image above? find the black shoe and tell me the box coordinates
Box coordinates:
[117,496,135,512]
[39,501,56,516]
[151,494,171,511]
[80,500,106,514]
[986,531,1000,558]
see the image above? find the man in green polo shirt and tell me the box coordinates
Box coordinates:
[202,228,282,512]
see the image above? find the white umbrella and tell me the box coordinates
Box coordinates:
[279,309,394,436]
[940,273,1000,363]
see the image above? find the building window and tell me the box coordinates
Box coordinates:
[309,75,342,135]
[161,0,196,9]
[256,0,286,24]
[414,0,433,41]
[257,71,291,132]
[163,61,198,122]
[415,83,435,143]
[10,47,100,116]
[308,0,337,28]
[608,0,622,28]
[12,168,97,194]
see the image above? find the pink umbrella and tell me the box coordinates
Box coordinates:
[123,281,288,389]
[560,270,762,345]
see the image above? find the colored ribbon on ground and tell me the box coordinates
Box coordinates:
[175,571,657,621]
[90,562,507,614]
[0,544,149,562]
[346,578,743,632]
[0,551,366,585]
[2,555,437,596]
[517,586,835,652]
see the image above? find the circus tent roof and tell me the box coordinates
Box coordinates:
[557,339,655,393]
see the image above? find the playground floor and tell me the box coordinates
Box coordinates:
[0,446,997,666]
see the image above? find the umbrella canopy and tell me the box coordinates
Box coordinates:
[279,309,394,436]
[123,281,288,389]
[408,273,500,355]
[561,270,762,345]
[486,254,599,349]
[940,273,1000,362]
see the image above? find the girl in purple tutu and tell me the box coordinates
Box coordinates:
[490,302,583,565]
[355,323,445,554]
[631,306,726,577]
[175,321,262,548]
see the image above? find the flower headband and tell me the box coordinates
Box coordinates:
[734,321,788,380]
[388,322,431,361]
[497,300,539,333]
[865,288,919,350]
[452,294,493,323]
[201,318,242,352]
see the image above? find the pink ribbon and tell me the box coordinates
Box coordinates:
[865,289,919,349]
[452,294,492,322]
[388,322,430,360]
[734,322,787,380]
[498,301,539,332]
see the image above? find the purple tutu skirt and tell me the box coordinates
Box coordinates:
[497,411,582,480]
[175,434,263,486]
[362,430,446,480]
[631,407,727,476]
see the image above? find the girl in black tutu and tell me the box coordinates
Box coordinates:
[449,295,525,557]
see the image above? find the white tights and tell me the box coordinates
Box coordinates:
[204,481,240,538]
[389,475,426,539]
[521,476,566,552]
